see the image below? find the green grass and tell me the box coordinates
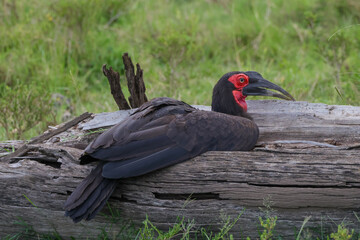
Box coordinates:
[3,211,360,240]
[1,0,360,140]
[3,197,359,239]
[0,195,358,239]
[1,0,360,238]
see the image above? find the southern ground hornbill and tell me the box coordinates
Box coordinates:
[64,71,295,222]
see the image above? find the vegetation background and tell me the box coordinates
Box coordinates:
[1,1,360,239]
[1,0,360,141]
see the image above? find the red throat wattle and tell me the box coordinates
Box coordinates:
[228,73,249,112]
[232,90,247,112]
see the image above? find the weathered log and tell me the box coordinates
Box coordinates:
[79,99,360,145]
[1,100,360,239]
[1,112,92,162]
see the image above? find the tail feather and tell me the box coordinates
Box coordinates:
[64,163,104,210]
[85,179,118,220]
[64,163,118,222]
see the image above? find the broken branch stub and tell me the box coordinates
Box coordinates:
[102,64,131,110]
[122,53,148,108]
[135,63,148,105]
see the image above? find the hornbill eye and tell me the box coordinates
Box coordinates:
[228,73,249,89]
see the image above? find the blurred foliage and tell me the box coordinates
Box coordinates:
[0,83,54,139]
[0,0,360,140]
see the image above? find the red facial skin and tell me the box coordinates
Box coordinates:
[228,73,250,112]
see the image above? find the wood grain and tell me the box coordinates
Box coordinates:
[102,64,131,110]
[1,100,360,239]
[122,53,148,108]
[80,100,360,145]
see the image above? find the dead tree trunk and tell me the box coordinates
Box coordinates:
[102,53,148,110]
[1,100,360,239]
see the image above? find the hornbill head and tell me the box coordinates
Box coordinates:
[212,71,295,119]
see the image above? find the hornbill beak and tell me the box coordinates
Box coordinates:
[242,74,295,101]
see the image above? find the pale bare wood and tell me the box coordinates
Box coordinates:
[79,100,360,145]
[30,112,92,144]
[1,112,92,162]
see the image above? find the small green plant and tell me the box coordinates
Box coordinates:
[258,216,277,240]
[259,195,276,218]
[136,215,194,240]
[4,210,360,239]
[296,216,311,240]
[200,211,243,240]
[0,144,15,153]
[330,224,354,240]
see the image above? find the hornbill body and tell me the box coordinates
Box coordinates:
[64,71,294,222]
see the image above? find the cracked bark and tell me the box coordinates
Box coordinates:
[1,100,360,239]
[122,53,148,108]
[102,64,131,110]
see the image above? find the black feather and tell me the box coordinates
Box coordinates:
[65,176,118,223]
[64,163,104,210]
[102,146,189,179]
